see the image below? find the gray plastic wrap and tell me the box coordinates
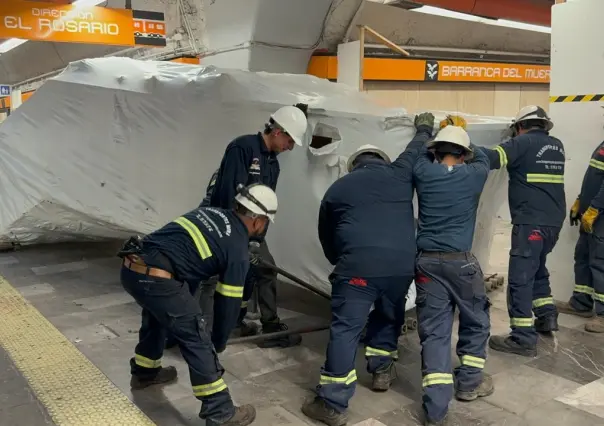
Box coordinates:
[0,57,511,309]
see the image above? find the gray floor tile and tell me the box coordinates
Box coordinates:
[483,364,582,415]
[556,377,604,419]
[524,399,604,425]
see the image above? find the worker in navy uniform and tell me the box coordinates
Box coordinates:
[208,104,308,348]
[301,113,435,426]
[477,106,565,357]
[165,168,221,349]
[120,183,278,426]
[413,122,493,426]
[558,138,604,333]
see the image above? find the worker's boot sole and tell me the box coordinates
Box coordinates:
[206,405,256,426]
[301,398,348,426]
[130,366,178,390]
[555,300,594,318]
[455,374,494,402]
[489,335,537,358]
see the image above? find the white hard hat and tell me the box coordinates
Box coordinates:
[427,125,473,156]
[511,105,553,131]
[347,144,391,172]
[270,106,308,147]
[234,184,278,223]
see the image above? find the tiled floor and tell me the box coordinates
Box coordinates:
[1,221,604,425]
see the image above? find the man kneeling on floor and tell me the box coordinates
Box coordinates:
[119,183,278,426]
[301,113,436,426]
[413,121,493,426]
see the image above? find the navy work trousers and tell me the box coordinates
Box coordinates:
[415,252,490,424]
[238,240,279,325]
[316,273,413,413]
[121,266,235,423]
[507,224,560,347]
[571,229,604,316]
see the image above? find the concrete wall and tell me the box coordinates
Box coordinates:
[365,81,550,116]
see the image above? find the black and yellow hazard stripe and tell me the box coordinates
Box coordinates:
[550,94,604,103]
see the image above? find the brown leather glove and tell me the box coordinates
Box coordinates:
[581,206,599,233]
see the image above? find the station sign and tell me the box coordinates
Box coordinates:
[0,1,166,47]
[308,56,551,84]
[0,86,11,97]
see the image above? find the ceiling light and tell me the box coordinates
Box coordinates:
[410,5,551,34]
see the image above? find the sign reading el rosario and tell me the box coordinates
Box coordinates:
[0,1,166,47]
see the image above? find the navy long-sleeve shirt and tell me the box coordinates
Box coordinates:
[141,207,249,350]
[414,143,490,253]
[578,141,604,213]
[317,127,432,278]
[209,133,279,242]
[478,129,566,227]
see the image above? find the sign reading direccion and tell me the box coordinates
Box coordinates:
[0,1,166,47]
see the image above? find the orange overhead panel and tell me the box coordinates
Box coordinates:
[0,0,167,47]
[307,55,550,84]
[414,0,552,27]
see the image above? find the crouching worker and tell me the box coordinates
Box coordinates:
[413,123,493,426]
[119,183,278,426]
[301,113,436,426]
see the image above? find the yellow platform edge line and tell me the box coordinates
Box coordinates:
[0,276,156,426]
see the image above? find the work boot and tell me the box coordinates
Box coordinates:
[236,320,260,337]
[585,316,604,333]
[488,335,537,357]
[206,405,256,426]
[301,398,348,426]
[258,321,302,348]
[535,313,559,334]
[455,373,494,402]
[130,366,177,390]
[555,300,594,318]
[372,362,397,392]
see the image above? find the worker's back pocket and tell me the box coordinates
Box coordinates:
[457,261,485,300]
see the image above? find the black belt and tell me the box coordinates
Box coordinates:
[420,251,473,261]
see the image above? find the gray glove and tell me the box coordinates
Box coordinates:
[248,241,262,265]
[414,112,435,130]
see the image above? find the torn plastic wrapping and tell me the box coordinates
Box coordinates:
[0,57,511,310]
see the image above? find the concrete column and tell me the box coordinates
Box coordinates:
[10,90,22,111]
[200,0,338,73]
[548,0,604,299]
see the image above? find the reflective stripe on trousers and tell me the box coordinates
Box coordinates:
[316,274,412,413]
[507,224,560,347]
[571,231,604,316]
[415,252,490,423]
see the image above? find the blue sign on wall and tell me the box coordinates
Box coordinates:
[0,85,10,96]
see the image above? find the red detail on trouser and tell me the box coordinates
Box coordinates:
[349,277,367,287]
[528,231,542,241]
[598,149,604,156]
[415,272,430,284]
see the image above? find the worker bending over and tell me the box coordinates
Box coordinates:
[302,113,435,426]
[120,183,278,426]
[165,168,222,350]
[413,122,492,426]
[478,106,565,357]
[208,104,308,348]
[559,138,604,332]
